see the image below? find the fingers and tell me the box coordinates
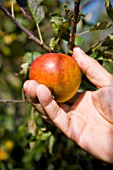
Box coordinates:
[24,80,39,103]
[73,47,113,88]
[24,81,70,135]
[92,87,113,124]
[35,84,70,134]
[24,80,48,120]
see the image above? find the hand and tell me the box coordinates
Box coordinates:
[23,47,113,163]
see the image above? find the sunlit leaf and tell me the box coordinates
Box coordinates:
[50,14,70,43]
[28,0,45,24]
[48,135,56,154]
[28,119,36,136]
[89,21,112,31]
[36,130,52,141]
[77,12,85,23]
[19,63,29,77]
[75,36,83,46]
[49,37,56,51]
[23,52,41,64]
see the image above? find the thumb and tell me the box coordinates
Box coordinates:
[35,84,70,135]
[73,47,113,88]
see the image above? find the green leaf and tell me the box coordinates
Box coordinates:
[105,0,113,21]
[49,37,60,51]
[103,60,113,74]
[48,135,56,154]
[19,62,29,77]
[49,37,56,51]
[19,52,41,78]
[28,0,45,24]
[74,36,83,46]
[50,15,66,35]
[23,51,41,65]
[77,12,85,23]
[89,21,112,31]
[64,4,73,22]
[102,34,113,46]
[36,130,52,141]
[50,14,70,43]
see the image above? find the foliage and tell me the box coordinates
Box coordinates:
[0,0,113,170]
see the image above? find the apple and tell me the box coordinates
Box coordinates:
[29,53,81,103]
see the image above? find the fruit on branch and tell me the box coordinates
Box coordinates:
[29,53,81,103]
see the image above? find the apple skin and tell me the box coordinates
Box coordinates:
[29,53,81,103]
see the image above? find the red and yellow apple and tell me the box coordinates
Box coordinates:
[29,53,81,103]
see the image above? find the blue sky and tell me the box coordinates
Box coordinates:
[59,0,113,24]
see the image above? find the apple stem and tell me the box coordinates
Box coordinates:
[68,0,81,54]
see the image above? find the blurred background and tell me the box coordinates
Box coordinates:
[0,0,113,169]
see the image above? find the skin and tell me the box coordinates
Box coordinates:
[23,47,113,163]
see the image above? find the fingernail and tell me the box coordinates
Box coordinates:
[73,47,85,62]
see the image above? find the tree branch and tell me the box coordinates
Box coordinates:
[87,35,109,54]
[0,99,27,103]
[0,4,51,52]
[68,0,81,52]
[80,0,94,10]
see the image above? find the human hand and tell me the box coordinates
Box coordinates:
[23,47,113,163]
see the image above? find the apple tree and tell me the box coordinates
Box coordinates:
[0,0,113,169]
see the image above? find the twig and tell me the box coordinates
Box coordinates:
[0,4,51,52]
[80,0,94,10]
[0,99,27,103]
[87,35,109,54]
[68,0,81,52]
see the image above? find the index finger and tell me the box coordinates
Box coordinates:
[73,47,113,88]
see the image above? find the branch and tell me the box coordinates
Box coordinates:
[0,4,51,52]
[68,0,81,52]
[80,0,94,10]
[0,99,27,103]
[87,35,109,54]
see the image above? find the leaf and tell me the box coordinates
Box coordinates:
[28,119,36,136]
[49,37,56,51]
[104,0,113,21]
[50,15,65,35]
[102,34,113,46]
[28,0,45,24]
[48,135,56,154]
[103,60,113,74]
[64,4,73,22]
[50,14,70,42]
[19,52,40,78]
[89,21,112,31]
[77,12,85,23]
[19,63,29,77]
[49,37,60,51]
[36,130,52,141]
[74,36,83,46]
[23,52,41,65]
